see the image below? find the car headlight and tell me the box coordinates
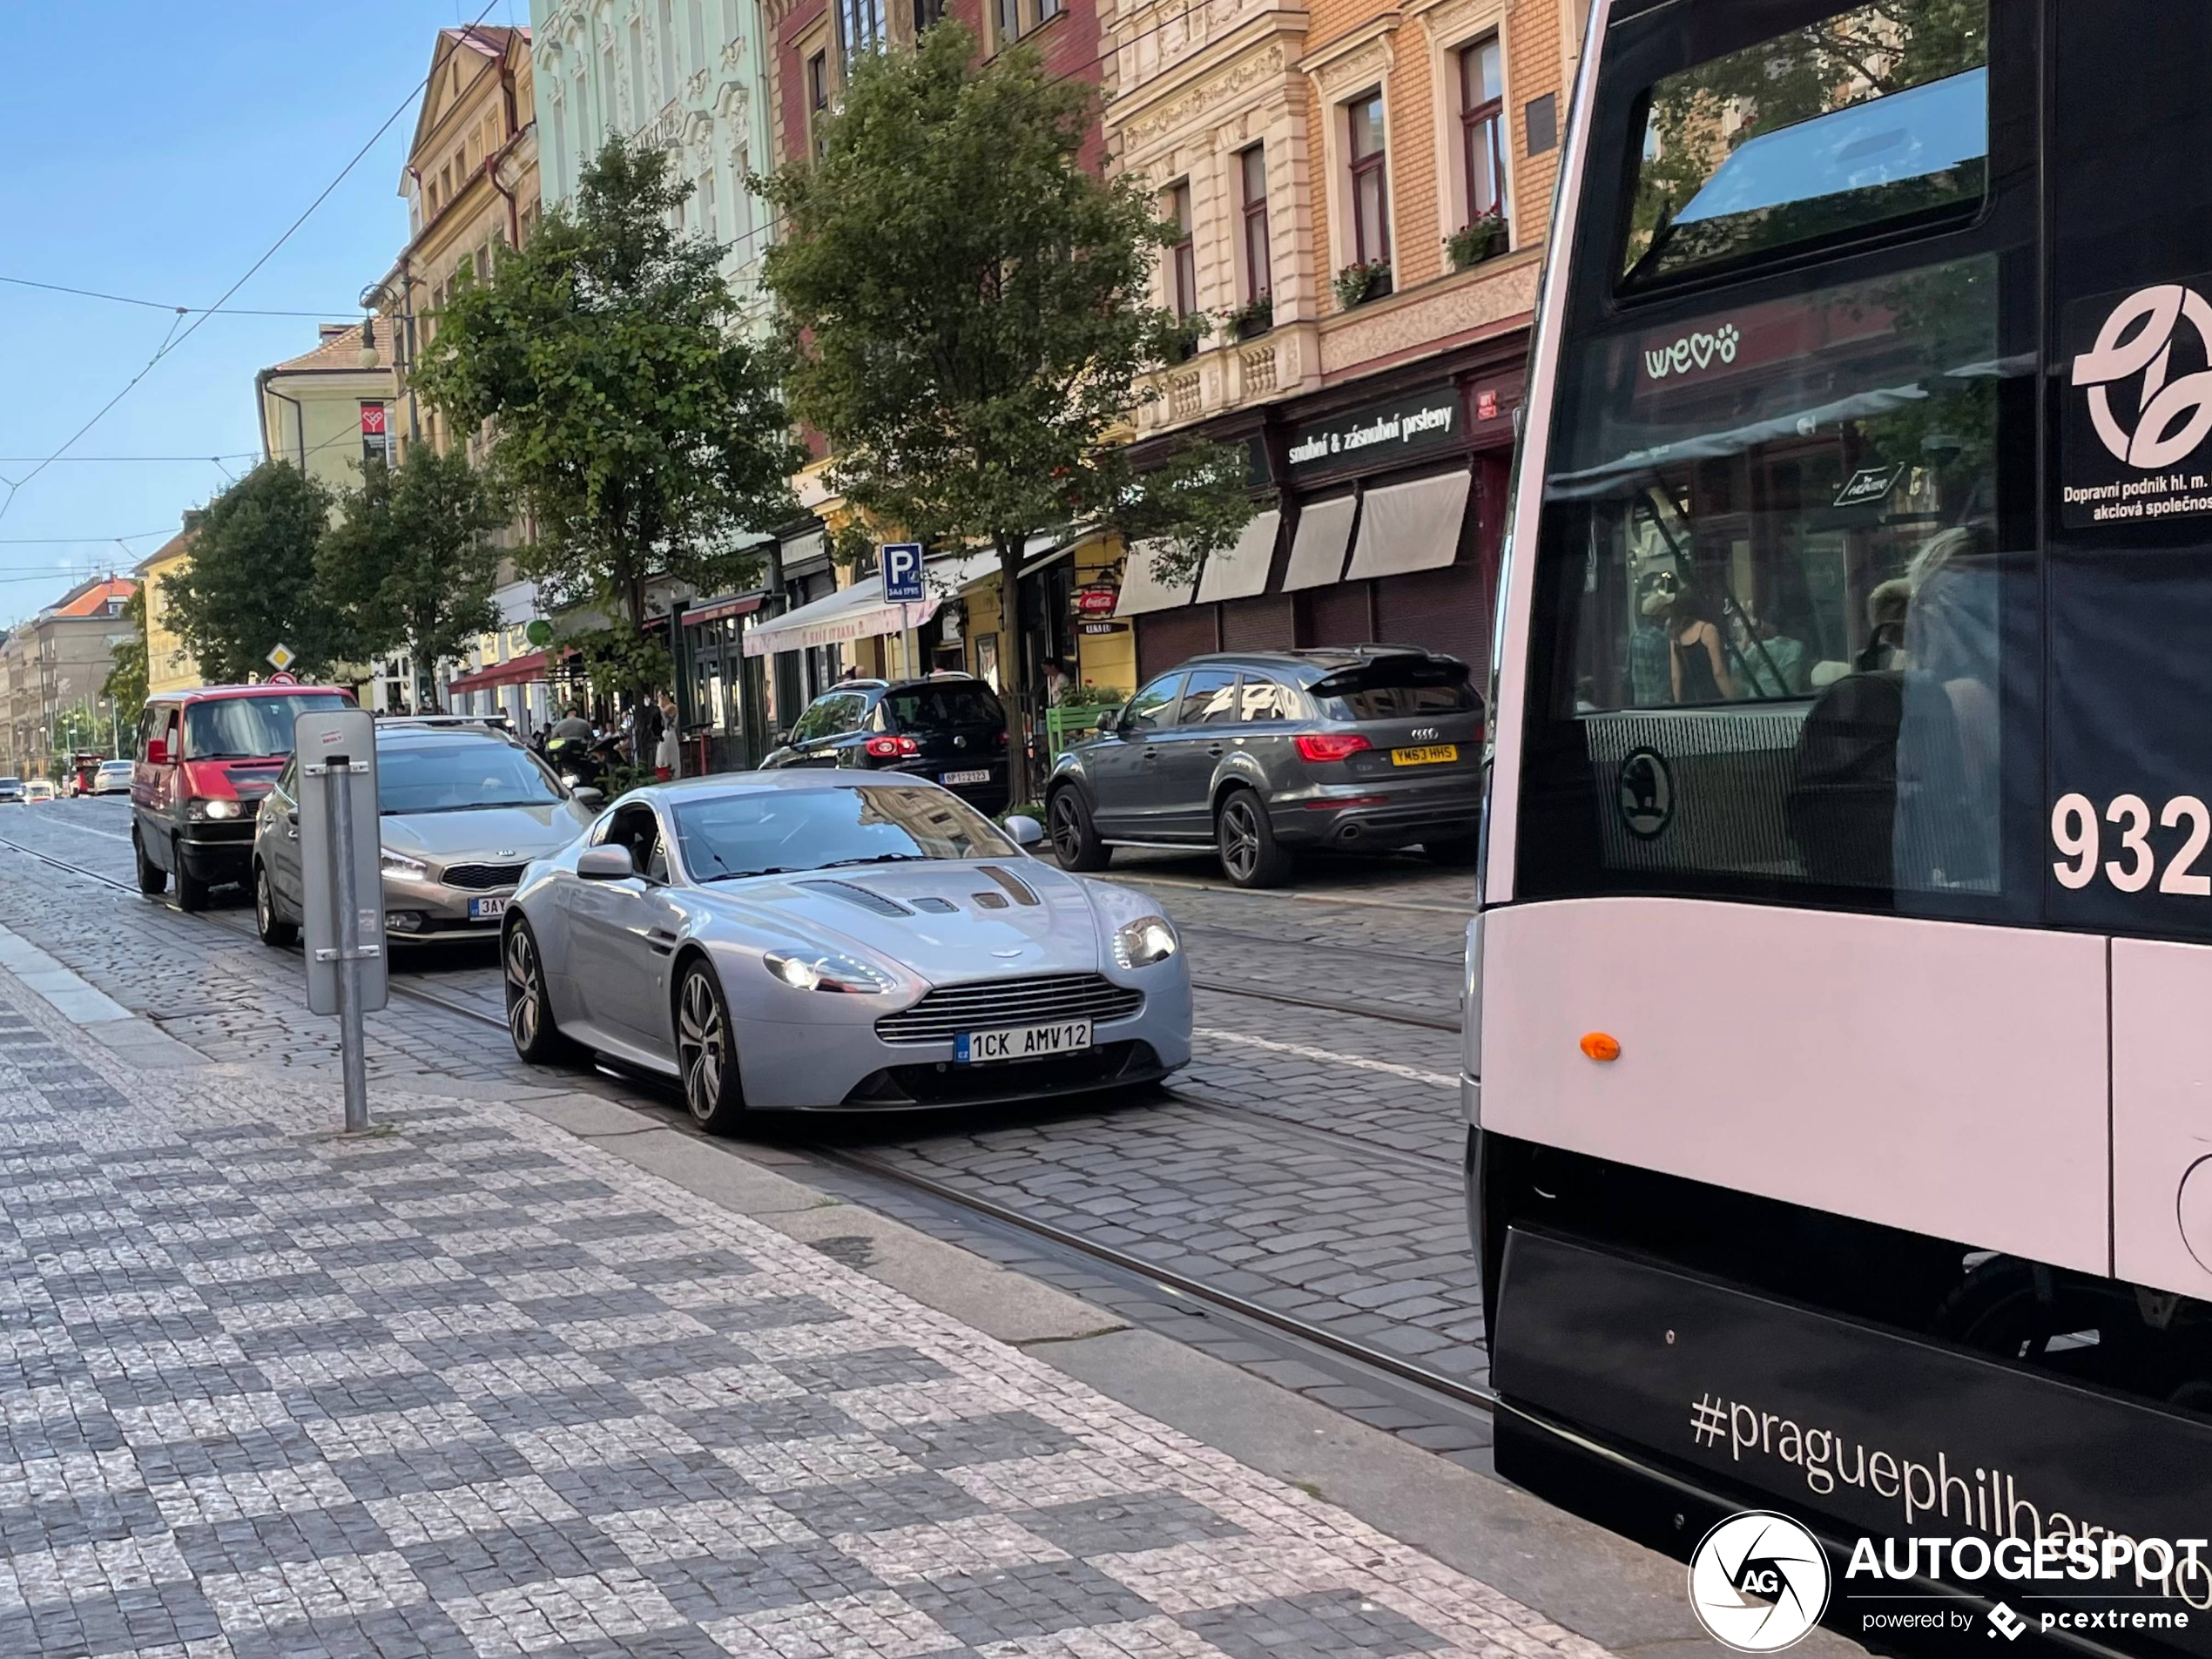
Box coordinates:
[1113,915,1178,968]
[380,848,428,879]
[186,797,244,821]
[763,948,896,995]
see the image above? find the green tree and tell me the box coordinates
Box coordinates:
[103,585,148,729]
[165,463,347,683]
[411,139,799,705]
[319,448,508,711]
[756,24,1257,797]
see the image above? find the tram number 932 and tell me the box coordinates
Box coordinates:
[2051,792,2212,894]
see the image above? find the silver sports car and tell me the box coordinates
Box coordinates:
[501,772,1192,1124]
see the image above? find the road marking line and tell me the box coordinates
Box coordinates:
[51,822,132,842]
[1194,1027,1458,1089]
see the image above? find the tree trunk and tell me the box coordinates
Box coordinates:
[997,532,1032,807]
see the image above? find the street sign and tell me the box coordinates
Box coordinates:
[267,643,297,672]
[266,671,298,686]
[296,707,387,1131]
[524,619,554,648]
[881,543,926,604]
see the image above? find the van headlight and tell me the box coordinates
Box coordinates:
[379,848,428,879]
[763,948,895,995]
[1112,915,1177,968]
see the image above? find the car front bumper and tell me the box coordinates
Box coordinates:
[729,966,1192,1109]
[380,873,516,943]
[178,822,258,881]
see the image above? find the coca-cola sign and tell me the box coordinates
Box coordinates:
[1075,583,1120,616]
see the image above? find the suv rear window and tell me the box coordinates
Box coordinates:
[1309,658,1480,721]
[185,693,348,759]
[886,684,1004,730]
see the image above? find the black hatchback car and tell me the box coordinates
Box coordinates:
[1044,646,1485,887]
[761,674,1011,813]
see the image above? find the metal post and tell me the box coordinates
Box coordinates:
[327,758,370,1132]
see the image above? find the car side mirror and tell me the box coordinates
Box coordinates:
[774,728,792,746]
[571,786,605,807]
[1003,814,1045,850]
[145,740,167,765]
[577,844,635,881]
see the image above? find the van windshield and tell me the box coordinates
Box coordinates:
[184,694,349,759]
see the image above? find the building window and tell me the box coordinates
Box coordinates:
[689,0,708,70]
[700,170,719,241]
[1164,182,1197,317]
[550,97,568,190]
[914,0,943,30]
[572,68,589,169]
[840,0,885,58]
[659,0,679,98]
[1459,36,1507,225]
[806,51,832,159]
[628,16,648,124]
[1239,145,1271,300]
[1347,90,1390,266]
[996,0,1021,44]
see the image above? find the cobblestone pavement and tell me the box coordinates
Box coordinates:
[0,803,1487,1436]
[0,965,1598,1659]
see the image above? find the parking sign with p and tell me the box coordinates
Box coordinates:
[881,543,925,604]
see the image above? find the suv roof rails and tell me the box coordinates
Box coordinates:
[378,712,515,732]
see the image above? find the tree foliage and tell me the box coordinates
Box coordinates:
[411,140,800,694]
[102,585,148,727]
[165,463,346,683]
[319,448,508,709]
[756,25,1257,790]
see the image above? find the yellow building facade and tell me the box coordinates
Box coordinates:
[135,518,201,697]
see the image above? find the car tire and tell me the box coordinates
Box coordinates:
[172,840,209,913]
[132,825,167,896]
[253,863,299,948]
[675,959,746,1133]
[1216,787,1292,889]
[1047,786,1110,871]
[503,917,583,1066]
[1422,833,1481,866]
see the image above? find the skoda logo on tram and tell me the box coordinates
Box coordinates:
[2072,282,2212,469]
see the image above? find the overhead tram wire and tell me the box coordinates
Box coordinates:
[0,276,347,320]
[0,0,506,527]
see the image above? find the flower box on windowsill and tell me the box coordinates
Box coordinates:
[1333,260,1393,311]
[1446,213,1507,273]
[1218,293,1273,341]
[1168,319,1209,363]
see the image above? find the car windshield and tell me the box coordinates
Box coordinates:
[184,693,348,759]
[671,785,1015,880]
[377,741,564,813]
[884,684,1004,730]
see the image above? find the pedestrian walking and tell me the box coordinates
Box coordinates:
[655,690,679,781]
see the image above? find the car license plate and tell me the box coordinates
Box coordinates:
[941,768,992,786]
[955,1019,1093,1063]
[468,896,509,921]
[1391,744,1459,766]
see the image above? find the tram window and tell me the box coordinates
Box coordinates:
[1531,254,2024,910]
[1622,1,1989,289]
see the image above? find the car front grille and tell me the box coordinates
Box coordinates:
[875,973,1144,1044]
[441,861,529,892]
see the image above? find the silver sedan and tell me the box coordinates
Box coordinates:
[500,772,1192,1125]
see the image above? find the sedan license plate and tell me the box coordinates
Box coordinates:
[955,1019,1093,1063]
[941,768,992,786]
[467,896,509,921]
[1391,744,1459,766]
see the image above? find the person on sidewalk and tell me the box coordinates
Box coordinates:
[654,690,679,781]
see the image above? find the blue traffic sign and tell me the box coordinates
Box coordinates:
[880,543,926,604]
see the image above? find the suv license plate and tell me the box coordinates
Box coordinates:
[468,896,509,921]
[1391,744,1459,766]
[955,1019,1093,1063]
[941,768,992,786]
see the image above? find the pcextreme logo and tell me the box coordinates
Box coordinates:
[2071,283,2212,469]
[1688,1511,1832,1652]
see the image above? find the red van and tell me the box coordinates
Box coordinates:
[132,684,354,911]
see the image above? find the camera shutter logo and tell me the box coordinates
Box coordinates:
[1687,1511,1831,1652]
[2072,283,2212,469]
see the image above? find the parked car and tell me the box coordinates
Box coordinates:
[0,778,22,805]
[24,781,55,804]
[500,772,1190,1125]
[91,759,134,796]
[1044,646,1486,888]
[131,684,355,911]
[253,719,599,948]
[761,675,1010,815]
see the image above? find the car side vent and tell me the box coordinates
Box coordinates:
[980,866,1040,906]
[910,896,957,914]
[795,880,914,918]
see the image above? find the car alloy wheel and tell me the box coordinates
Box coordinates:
[1046,787,1109,871]
[1215,787,1291,888]
[503,920,579,1065]
[254,864,296,948]
[676,962,744,1132]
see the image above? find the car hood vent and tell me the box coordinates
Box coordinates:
[909,895,957,914]
[979,866,1040,906]
[794,879,915,917]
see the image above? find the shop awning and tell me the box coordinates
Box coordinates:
[1111,540,1195,617]
[446,650,554,693]
[1281,495,1357,590]
[683,592,766,627]
[741,552,997,658]
[1195,509,1281,603]
[1345,469,1472,580]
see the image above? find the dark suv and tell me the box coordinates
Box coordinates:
[761,674,1010,813]
[1044,646,1484,887]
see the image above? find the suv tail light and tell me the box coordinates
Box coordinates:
[864,735,920,759]
[1295,733,1372,763]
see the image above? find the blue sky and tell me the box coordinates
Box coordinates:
[0,1,530,628]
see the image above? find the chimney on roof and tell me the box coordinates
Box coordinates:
[182,510,205,533]
[319,322,350,341]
